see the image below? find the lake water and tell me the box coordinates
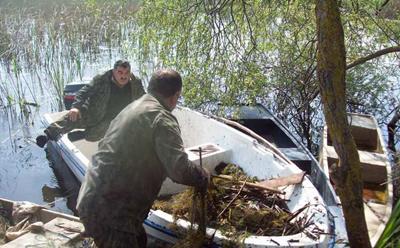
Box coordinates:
[0,96,79,214]
[0,53,126,215]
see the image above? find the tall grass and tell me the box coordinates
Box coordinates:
[0,1,140,113]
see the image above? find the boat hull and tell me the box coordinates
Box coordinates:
[215,104,348,244]
[44,107,335,247]
[318,112,393,246]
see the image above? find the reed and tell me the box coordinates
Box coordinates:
[0,1,139,112]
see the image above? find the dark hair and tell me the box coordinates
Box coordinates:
[148,69,182,97]
[113,60,131,70]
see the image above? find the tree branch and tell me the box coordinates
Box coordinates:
[346,46,400,70]
[377,0,390,13]
[388,109,400,152]
[306,45,400,103]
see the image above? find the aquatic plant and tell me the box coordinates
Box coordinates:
[0,1,140,111]
[153,164,309,246]
[0,215,10,245]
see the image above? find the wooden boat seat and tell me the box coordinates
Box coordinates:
[328,126,379,152]
[328,115,382,152]
[349,114,380,152]
[279,147,312,174]
[326,146,387,184]
[71,138,98,161]
[351,126,379,152]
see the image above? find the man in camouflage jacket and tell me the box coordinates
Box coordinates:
[36,60,145,147]
[76,69,209,248]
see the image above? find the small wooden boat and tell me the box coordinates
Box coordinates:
[318,112,393,246]
[44,106,337,247]
[0,197,85,247]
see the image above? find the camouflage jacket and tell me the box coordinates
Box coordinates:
[72,70,145,127]
[76,94,205,232]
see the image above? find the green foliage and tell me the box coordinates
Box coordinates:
[153,163,299,245]
[133,0,399,153]
[0,0,398,152]
[375,199,400,248]
[346,61,394,116]
[6,96,14,105]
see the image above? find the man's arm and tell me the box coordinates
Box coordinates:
[71,75,102,111]
[130,74,146,99]
[68,78,99,121]
[154,116,208,188]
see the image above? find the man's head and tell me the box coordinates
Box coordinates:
[148,69,182,111]
[112,60,131,86]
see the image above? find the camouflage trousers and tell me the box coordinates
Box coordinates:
[45,113,110,142]
[81,216,147,248]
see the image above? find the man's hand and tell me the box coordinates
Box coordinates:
[68,108,81,122]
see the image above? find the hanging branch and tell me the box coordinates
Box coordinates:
[346,46,400,70]
[306,45,400,104]
[213,174,285,194]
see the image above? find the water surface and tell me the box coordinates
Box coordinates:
[0,54,125,215]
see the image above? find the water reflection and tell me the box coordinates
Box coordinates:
[0,0,145,230]
[0,36,126,215]
[41,184,63,204]
[0,109,75,214]
[46,143,81,215]
[0,83,79,215]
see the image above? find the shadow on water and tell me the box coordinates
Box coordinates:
[45,142,81,215]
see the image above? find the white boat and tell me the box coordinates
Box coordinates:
[213,104,347,243]
[44,107,338,247]
[318,112,393,246]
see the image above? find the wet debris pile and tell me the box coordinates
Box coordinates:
[0,213,10,245]
[0,203,11,245]
[0,201,94,247]
[153,163,312,242]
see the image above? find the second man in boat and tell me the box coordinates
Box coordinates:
[76,69,210,247]
[36,59,145,147]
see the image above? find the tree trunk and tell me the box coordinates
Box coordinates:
[388,109,400,152]
[315,0,371,247]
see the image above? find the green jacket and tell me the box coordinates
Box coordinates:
[72,70,145,127]
[77,94,205,232]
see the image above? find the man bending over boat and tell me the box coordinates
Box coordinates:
[36,60,145,147]
[76,69,209,247]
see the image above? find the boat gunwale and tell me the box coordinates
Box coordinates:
[0,197,80,223]
[43,107,333,247]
